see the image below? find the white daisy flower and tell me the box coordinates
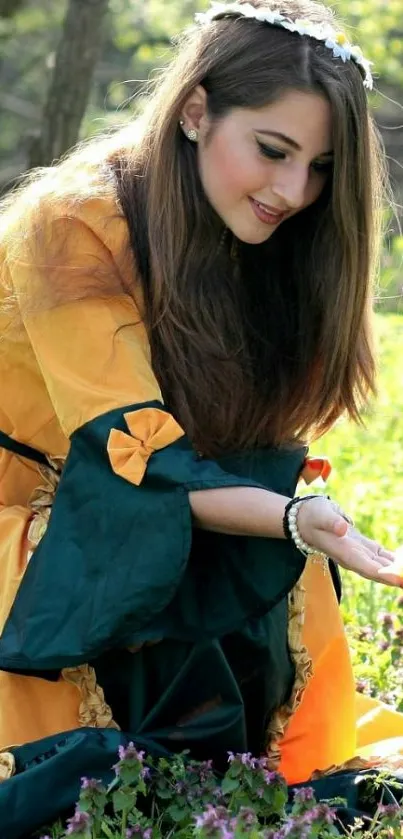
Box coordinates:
[195,2,374,90]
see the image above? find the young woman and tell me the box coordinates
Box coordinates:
[0,0,402,833]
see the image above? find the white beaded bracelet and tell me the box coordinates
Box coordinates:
[283,495,330,568]
[287,499,328,559]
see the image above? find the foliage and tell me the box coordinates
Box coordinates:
[377,237,403,314]
[349,608,403,711]
[34,746,403,838]
[335,0,403,88]
[1,0,403,192]
[309,313,403,702]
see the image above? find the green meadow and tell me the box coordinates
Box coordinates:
[310,313,403,709]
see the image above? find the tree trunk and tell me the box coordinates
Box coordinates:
[29,0,110,168]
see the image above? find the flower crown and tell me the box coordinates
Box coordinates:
[195,2,373,90]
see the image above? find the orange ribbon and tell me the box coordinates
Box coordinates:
[107,407,185,486]
[300,456,332,485]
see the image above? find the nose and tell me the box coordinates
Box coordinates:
[271,163,309,211]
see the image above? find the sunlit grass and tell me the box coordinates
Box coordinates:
[309,313,403,622]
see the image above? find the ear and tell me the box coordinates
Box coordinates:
[179,85,208,135]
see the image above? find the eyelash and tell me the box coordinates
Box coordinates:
[256,141,333,173]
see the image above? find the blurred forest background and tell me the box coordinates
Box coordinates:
[0,0,402,309]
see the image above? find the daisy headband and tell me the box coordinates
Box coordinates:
[195,2,374,90]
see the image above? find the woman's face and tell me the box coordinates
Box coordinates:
[184,88,333,244]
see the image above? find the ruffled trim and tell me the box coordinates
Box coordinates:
[62,664,120,730]
[107,406,185,485]
[265,578,313,770]
[27,459,64,560]
[310,753,403,779]
[0,751,16,782]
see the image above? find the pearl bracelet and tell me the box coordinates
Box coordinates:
[288,500,327,558]
[283,495,328,562]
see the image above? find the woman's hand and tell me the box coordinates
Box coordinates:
[297,496,402,586]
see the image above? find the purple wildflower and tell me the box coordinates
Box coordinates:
[195,804,233,838]
[199,759,214,782]
[380,612,394,630]
[257,756,270,769]
[306,803,337,824]
[235,807,257,829]
[80,777,104,791]
[379,803,401,817]
[126,826,141,837]
[227,751,258,769]
[118,742,145,762]
[270,820,310,839]
[114,742,150,779]
[285,820,311,838]
[126,826,152,839]
[263,769,281,785]
[66,807,91,835]
[175,780,187,794]
[358,626,374,642]
[293,786,315,804]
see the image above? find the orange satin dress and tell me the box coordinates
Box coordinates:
[1,186,403,783]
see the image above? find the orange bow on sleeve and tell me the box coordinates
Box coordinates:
[300,456,332,485]
[107,407,185,486]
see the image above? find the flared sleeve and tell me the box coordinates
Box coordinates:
[0,197,306,675]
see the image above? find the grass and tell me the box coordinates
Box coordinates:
[309,312,403,707]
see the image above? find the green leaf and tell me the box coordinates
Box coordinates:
[221,776,240,795]
[112,787,136,813]
[166,803,190,823]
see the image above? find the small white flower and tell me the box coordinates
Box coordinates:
[279,19,296,33]
[325,38,352,62]
[195,2,374,90]
[293,18,318,36]
[254,9,286,24]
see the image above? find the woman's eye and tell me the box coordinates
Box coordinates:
[256,141,286,160]
[256,140,334,174]
[311,160,334,174]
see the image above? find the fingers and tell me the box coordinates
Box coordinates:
[377,548,397,563]
[357,535,396,562]
[377,568,403,587]
[352,552,403,587]
[354,559,402,586]
[378,557,403,585]
[332,516,348,537]
[317,511,348,537]
[347,553,387,581]
[376,553,396,568]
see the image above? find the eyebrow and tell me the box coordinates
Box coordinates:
[255,129,334,157]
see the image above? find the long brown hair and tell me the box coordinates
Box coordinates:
[109,0,387,455]
[1,0,389,456]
